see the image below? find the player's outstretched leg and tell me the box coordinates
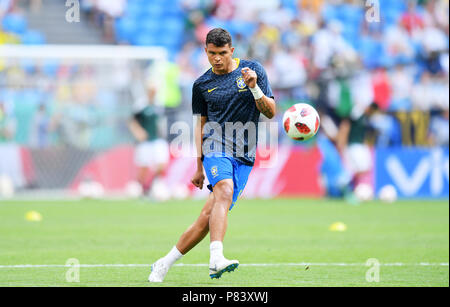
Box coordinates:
[209,241,239,279]
[148,193,214,282]
[208,180,239,279]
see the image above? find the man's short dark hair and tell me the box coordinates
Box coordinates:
[206,28,232,47]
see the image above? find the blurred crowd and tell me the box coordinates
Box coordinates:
[175,0,449,148]
[0,59,137,149]
[1,0,449,150]
[0,0,448,199]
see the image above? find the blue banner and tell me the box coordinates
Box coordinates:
[375,147,449,199]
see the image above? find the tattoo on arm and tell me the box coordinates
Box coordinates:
[255,97,274,118]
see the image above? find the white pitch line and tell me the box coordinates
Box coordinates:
[0,263,448,269]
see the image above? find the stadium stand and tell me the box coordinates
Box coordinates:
[0,0,448,199]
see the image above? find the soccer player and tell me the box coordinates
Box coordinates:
[129,99,169,198]
[149,28,276,282]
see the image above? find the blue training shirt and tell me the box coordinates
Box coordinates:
[192,58,274,166]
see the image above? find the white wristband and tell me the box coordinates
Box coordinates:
[249,84,264,100]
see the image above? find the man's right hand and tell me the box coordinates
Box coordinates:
[191,170,205,190]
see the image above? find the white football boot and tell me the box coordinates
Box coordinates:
[209,258,239,279]
[148,258,169,283]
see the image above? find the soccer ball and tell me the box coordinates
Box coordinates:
[354,183,374,202]
[149,179,171,202]
[125,181,143,198]
[78,180,104,199]
[172,184,190,200]
[283,103,320,141]
[0,175,14,199]
[378,185,397,203]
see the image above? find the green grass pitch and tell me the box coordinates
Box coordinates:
[0,198,448,287]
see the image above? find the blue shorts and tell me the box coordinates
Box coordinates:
[203,153,253,210]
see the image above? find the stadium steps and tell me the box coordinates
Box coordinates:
[18,0,105,44]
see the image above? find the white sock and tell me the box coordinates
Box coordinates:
[210,241,224,263]
[163,246,183,267]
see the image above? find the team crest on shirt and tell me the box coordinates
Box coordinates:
[236,77,246,89]
[211,166,218,178]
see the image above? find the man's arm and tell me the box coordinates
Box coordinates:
[241,67,276,119]
[128,118,148,142]
[336,118,351,154]
[191,115,207,189]
[254,96,276,119]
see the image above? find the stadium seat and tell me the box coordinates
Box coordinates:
[341,5,363,28]
[140,18,161,33]
[358,37,385,69]
[321,5,337,23]
[389,98,412,112]
[384,9,401,27]
[154,30,181,48]
[280,0,298,14]
[114,0,185,52]
[228,20,257,38]
[20,30,46,45]
[124,1,143,18]
[42,60,60,77]
[115,18,138,42]
[342,29,360,49]
[20,59,37,74]
[380,0,407,13]
[163,3,184,18]
[143,2,165,17]
[1,14,28,35]
[133,33,156,46]
[205,17,228,31]
[389,117,403,146]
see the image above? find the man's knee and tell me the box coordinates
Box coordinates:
[213,180,234,204]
